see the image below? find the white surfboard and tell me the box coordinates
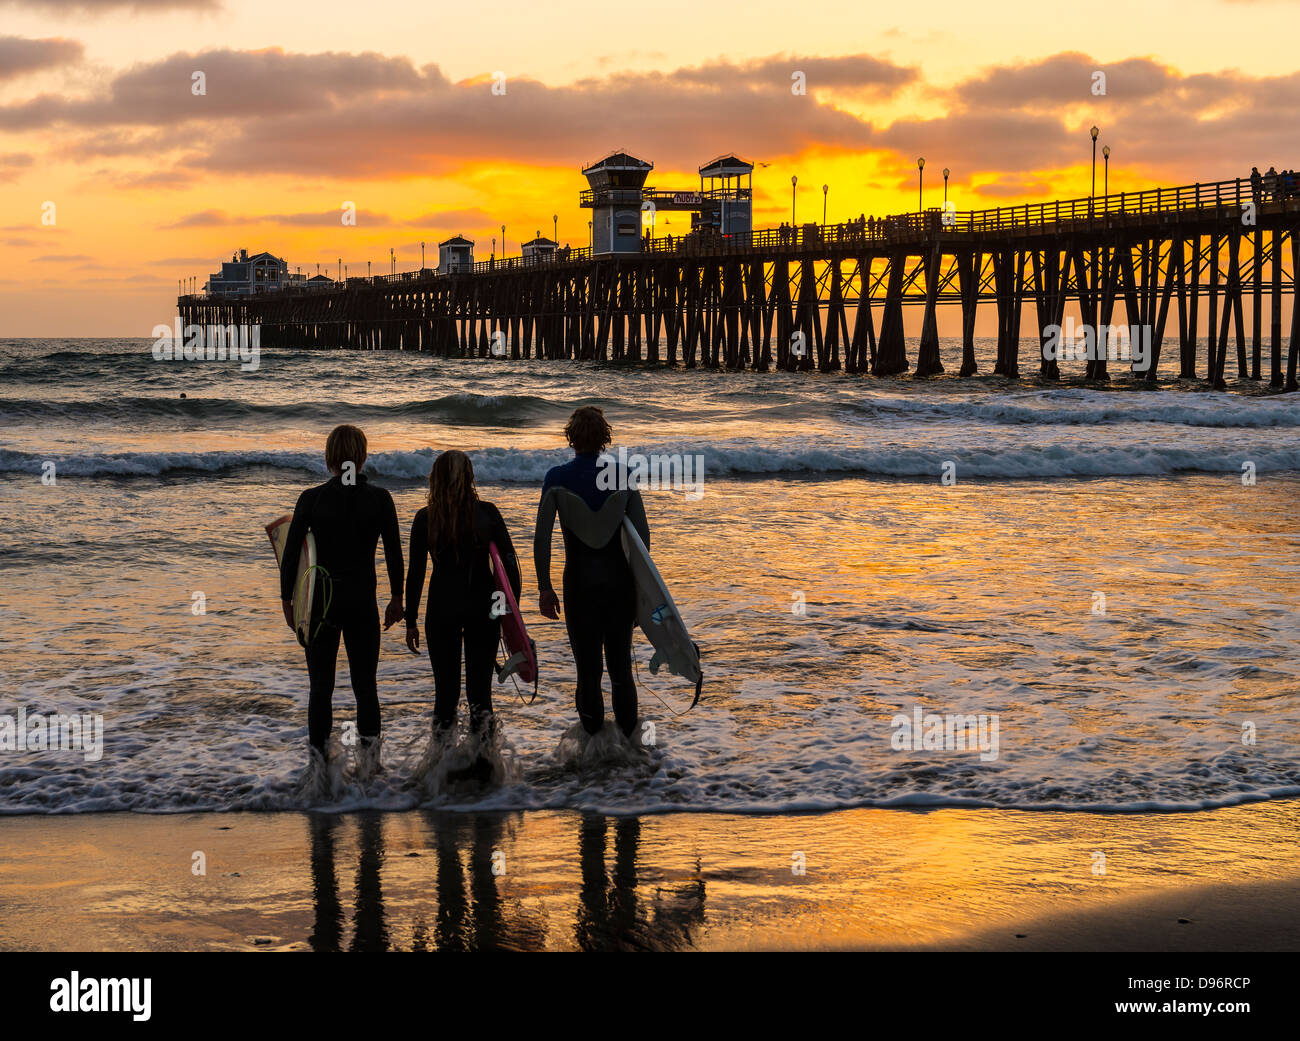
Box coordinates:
[265,513,317,648]
[619,516,702,706]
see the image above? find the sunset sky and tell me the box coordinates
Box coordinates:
[1,0,1296,335]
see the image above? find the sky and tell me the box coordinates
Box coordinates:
[0,0,1297,335]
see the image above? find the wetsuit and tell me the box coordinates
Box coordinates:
[406,501,521,728]
[534,454,650,736]
[280,474,403,752]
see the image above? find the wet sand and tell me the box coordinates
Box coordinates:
[0,801,1297,951]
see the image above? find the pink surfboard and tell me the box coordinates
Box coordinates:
[488,541,536,689]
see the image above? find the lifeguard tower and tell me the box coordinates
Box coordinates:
[438,235,474,273]
[580,151,653,255]
[521,235,557,263]
[699,154,753,237]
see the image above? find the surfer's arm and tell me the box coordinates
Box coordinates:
[533,487,558,593]
[379,490,404,603]
[279,489,311,602]
[405,509,428,628]
[627,489,650,550]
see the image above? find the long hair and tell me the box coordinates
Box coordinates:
[426,450,479,552]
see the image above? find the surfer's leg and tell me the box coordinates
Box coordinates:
[604,591,638,738]
[565,592,606,735]
[340,604,381,739]
[425,620,463,728]
[463,616,499,727]
[305,622,342,751]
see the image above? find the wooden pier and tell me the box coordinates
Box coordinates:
[178,176,1300,390]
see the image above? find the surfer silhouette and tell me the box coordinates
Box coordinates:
[405,450,521,749]
[534,407,649,738]
[280,424,404,782]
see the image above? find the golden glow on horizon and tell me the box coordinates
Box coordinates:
[1,0,1296,334]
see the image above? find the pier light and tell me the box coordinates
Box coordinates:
[501,224,506,257]
[1090,126,1099,203]
[822,184,828,227]
[421,241,426,269]
[553,214,558,242]
[588,219,592,250]
[943,167,950,205]
[1103,145,1111,197]
[337,258,341,282]
[917,157,925,211]
[791,175,797,225]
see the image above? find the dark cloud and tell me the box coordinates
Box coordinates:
[0,35,84,80]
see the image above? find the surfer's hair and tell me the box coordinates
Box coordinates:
[427,450,479,552]
[325,424,367,474]
[564,406,612,454]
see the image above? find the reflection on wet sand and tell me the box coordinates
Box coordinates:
[305,810,705,951]
[576,814,705,951]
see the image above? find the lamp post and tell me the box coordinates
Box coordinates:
[791,175,797,226]
[1102,145,1110,198]
[491,236,495,259]
[1090,125,1099,206]
[501,224,506,258]
[553,214,558,243]
[588,219,592,251]
[390,247,395,275]
[367,260,371,280]
[337,258,341,282]
[822,183,828,226]
[917,157,925,211]
[421,241,425,270]
[943,167,950,205]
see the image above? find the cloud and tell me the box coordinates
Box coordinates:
[0,35,84,81]
[0,48,907,174]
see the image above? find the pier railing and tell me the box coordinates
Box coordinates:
[189,174,1296,299]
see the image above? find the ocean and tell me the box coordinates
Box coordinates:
[1,336,1298,816]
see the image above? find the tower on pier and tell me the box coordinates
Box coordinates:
[580,151,653,255]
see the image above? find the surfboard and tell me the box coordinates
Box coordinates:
[488,541,537,690]
[619,516,702,706]
[265,514,317,648]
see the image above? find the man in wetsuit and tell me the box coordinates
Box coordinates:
[281,424,404,772]
[534,407,649,738]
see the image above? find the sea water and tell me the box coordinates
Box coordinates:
[1,337,1297,815]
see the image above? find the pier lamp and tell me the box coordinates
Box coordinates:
[822,184,828,226]
[368,260,371,279]
[1103,145,1111,197]
[917,157,925,211]
[943,168,950,205]
[337,258,341,282]
[1090,125,1099,203]
[791,175,798,225]
[492,236,496,259]
[501,224,506,257]
[421,241,425,270]
[588,219,592,251]
[553,214,558,243]
[390,247,395,275]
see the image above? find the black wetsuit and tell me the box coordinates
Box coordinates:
[406,501,521,728]
[280,474,403,752]
[534,454,649,737]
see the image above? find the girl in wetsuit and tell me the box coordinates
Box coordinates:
[280,424,405,776]
[533,407,649,738]
[405,450,521,738]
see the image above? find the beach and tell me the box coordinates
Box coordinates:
[1,802,1298,951]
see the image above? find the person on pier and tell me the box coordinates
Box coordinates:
[534,407,649,742]
[280,424,404,788]
[405,450,521,754]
